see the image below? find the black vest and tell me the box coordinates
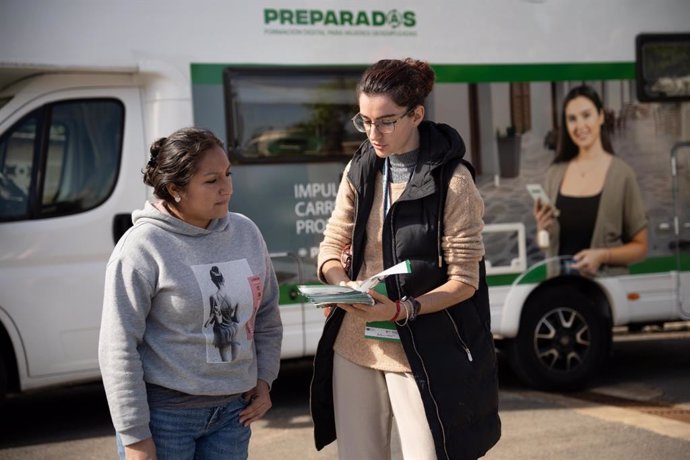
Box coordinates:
[311,121,500,460]
[347,124,473,302]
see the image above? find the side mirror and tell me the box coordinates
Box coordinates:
[112,213,133,245]
[635,33,690,103]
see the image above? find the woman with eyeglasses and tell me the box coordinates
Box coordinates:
[310,58,501,460]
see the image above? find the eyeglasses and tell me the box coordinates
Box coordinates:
[351,108,414,134]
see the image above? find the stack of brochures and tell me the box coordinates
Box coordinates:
[297,284,376,306]
[298,260,411,307]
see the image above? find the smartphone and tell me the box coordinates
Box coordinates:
[526,183,550,206]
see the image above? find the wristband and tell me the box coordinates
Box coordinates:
[390,301,401,321]
[395,299,410,326]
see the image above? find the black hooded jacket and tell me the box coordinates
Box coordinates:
[310,121,501,460]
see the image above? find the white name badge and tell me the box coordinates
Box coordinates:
[364,321,400,342]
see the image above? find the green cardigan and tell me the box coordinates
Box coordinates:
[543,155,648,275]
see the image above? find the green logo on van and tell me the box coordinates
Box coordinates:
[264,9,416,28]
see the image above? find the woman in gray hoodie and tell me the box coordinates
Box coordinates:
[99,127,283,460]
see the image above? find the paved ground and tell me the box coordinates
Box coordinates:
[1,326,689,459]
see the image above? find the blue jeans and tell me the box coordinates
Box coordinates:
[116,397,251,459]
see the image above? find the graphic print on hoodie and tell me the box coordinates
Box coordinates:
[192,259,262,363]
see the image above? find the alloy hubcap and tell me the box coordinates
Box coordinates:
[533,307,590,372]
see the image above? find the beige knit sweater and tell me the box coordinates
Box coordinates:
[317,161,485,372]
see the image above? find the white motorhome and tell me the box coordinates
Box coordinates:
[0,1,688,396]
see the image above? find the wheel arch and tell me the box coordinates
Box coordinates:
[522,275,613,329]
[507,275,615,390]
[0,317,21,396]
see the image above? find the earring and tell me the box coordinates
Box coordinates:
[174,195,181,203]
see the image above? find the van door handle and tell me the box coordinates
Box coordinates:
[112,213,133,245]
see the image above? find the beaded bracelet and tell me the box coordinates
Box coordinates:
[403,296,421,322]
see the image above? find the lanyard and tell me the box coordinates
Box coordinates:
[383,156,415,218]
[383,157,391,217]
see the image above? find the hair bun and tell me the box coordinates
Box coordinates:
[147,137,168,168]
[404,58,435,98]
[149,137,167,159]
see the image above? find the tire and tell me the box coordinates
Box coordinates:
[0,355,7,400]
[508,287,611,391]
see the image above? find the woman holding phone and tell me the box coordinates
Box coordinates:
[534,84,648,276]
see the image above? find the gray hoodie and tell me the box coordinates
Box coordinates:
[98,201,282,444]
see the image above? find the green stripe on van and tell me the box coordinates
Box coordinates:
[486,255,690,287]
[191,62,636,86]
[280,255,687,298]
[279,283,304,306]
[191,63,366,85]
[629,253,690,274]
[433,62,635,83]
[279,256,688,296]
[191,64,229,85]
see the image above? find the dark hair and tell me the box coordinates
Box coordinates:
[356,58,435,110]
[210,265,224,286]
[554,84,614,163]
[143,127,225,203]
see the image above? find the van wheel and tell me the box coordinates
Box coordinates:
[508,287,611,390]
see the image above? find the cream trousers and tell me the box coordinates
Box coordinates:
[332,352,437,460]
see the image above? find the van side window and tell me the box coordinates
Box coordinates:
[0,112,37,218]
[0,99,124,221]
[224,68,364,163]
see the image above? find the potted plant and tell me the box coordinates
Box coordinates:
[496,126,521,178]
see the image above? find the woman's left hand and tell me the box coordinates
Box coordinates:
[571,248,608,276]
[336,289,399,322]
[239,379,272,426]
